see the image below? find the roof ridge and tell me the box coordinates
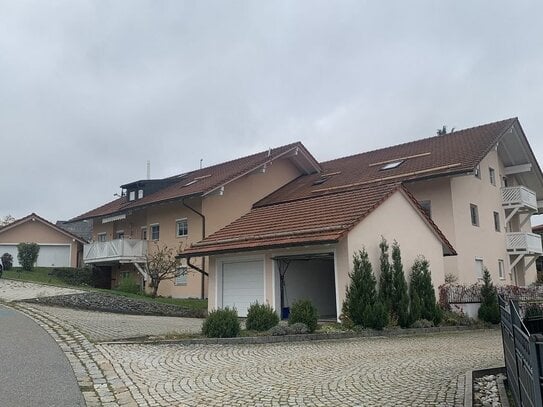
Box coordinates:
[320,117,517,166]
[1,213,88,243]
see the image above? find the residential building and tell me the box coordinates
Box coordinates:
[179,118,543,317]
[0,213,86,268]
[71,143,320,297]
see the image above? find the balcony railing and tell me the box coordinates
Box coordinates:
[501,186,538,211]
[506,232,543,255]
[84,239,148,264]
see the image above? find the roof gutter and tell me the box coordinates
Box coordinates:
[182,198,207,299]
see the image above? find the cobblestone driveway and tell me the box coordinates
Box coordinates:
[0,279,83,301]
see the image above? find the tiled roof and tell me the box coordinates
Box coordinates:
[256,118,517,206]
[0,213,87,244]
[72,142,319,221]
[180,183,456,257]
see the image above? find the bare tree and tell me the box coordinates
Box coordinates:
[144,242,185,298]
[0,215,15,227]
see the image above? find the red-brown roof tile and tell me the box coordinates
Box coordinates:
[72,142,319,221]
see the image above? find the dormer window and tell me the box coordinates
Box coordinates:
[138,189,144,199]
[129,191,136,201]
[380,160,404,171]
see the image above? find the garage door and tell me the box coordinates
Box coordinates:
[0,244,70,267]
[222,260,264,317]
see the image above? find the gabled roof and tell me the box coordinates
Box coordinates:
[71,142,320,221]
[256,118,518,206]
[179,183,456,257]
[0,213,87,244]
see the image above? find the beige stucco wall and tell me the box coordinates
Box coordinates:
[0,219,82,268]
[89,157,302,298]
[208,191,447,319]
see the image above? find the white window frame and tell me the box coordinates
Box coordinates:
[138,189,144,199]
[175,266,188,286]
[97,233,107,242]
[141,226,147,240]
[498,259,505,280]
[493,211,500,232]
[489,167,496,186]
[380,160,404,171]
[129,191,136,201]
[176,218,188,237]
[470,204,479,227]
[475,258,484,280]
[150,224,160,241]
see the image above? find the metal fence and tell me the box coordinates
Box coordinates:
[499,295,543,407]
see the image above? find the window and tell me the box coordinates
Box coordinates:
[121,271,131,280]
[475,258,484,279]
[129,191,136,201]
[176,218,188,237]
[474,165,481,179]
[97,233,107,242]
[116,230,124,239]
[489,168,496,186]
[380,160,404,171]
[418,200,432,219]
[138,189,144,199]
[141,226,147,240]
[498,260,505,280]
[493,211,500,232]
[470,204,479,226]
[175,267,188,286]
[150,224,160,240]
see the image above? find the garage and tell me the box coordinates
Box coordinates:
[0,244,71,268]
[221,259,264,317]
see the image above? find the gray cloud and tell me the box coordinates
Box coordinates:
[1,0,542,224]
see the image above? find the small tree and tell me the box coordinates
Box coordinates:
[1,253,13,270]
[378,237,393,313]
[410,256,441,325]
[144,243,182,298]
[17,242,40,271]
[390,241,410,328]
[0,215,15,227]
[342,248,377,328]
[478,268,500,324]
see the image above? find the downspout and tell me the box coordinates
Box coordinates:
[182,198,207,299]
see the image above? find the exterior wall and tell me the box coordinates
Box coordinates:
[202,158,300,235]
[89,157,302,298]
[0,220,81,268]
[344,191,446,307]
[407,148,538,286]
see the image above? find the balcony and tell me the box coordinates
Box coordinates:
[84,239,148,264]
[506,232,543,255]
[501,186,538,211]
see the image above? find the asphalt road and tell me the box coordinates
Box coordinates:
[0,305,84,407]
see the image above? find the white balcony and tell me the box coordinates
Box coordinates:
[501,186,538,211]
[506,232,543,255]
[84,239,148,264]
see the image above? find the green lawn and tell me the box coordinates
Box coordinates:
[2,267,207,311]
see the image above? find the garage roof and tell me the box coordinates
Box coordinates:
[0,213,87,244]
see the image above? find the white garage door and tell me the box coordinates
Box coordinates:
[0,244,70,267]
[222,260,264,317]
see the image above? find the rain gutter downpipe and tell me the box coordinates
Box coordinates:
[182,198,207,299]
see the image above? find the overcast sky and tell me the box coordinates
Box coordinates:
[1,1,542,225]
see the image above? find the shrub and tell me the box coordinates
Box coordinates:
[50,267,94,286]
[411,319,434,329]
[116,275,142,294]
[525,303,543,319]
[1,253,13,270]
[378,237,393,312]
[246,302,279,331]
[342,248,377,328]
[289,299,318,333]
[17,242,40,271]
[201,307,240,338]
[478,268,500,324]
[289,322,309,334]
[390,241,410,328]
[409,256,440,325]
[370,300,389,330]
[268,324,290,336]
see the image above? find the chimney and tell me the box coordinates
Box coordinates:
[146,160,151,180]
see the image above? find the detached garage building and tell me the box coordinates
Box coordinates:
[0,213,86,268]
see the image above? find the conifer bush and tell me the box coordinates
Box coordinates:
[246,302,279,331]
[391,241,410,328]
[201,307,240,338]
[378,237,393,312]
[289,299,318,333]
[477,268,500,324]
[409,256,441,326]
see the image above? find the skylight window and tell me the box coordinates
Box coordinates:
[184,180,198,187]
[380,160,405,170]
